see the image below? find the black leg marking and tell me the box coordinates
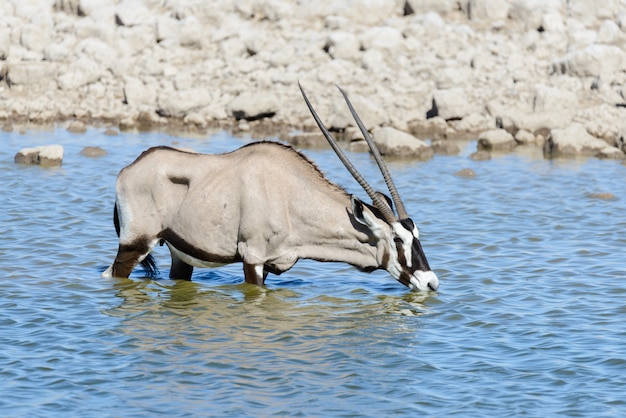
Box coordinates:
[111,239,151,278]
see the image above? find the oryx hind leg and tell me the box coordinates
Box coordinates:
[169,253,194,280]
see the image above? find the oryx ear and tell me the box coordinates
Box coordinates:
[351,195,379,230]
[375,191,394,213]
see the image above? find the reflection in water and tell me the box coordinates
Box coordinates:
[97,273,433,416]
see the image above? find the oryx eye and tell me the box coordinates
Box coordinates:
[393,237,403,245]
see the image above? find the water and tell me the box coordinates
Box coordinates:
[1,128,625,417]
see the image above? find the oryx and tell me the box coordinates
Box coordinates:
[102,83,439,291]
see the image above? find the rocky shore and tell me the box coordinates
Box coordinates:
[2,0,626,159]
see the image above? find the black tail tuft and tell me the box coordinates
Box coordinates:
[140,254,159,277]
[113,202,121,237]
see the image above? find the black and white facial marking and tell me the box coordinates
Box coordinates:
[351,196,438,291]
[389,218,439,291]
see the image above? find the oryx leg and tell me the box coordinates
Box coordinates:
[243,263,268,286]
[169,252,194,280]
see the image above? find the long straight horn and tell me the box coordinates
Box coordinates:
[298,82,397,223]
[336,86,410,220]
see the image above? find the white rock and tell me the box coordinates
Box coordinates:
[435,66,473,89]
[360,26,405,55]
[298,0,401,26]
[156,15,179,44]
[462,0,509,21]
[158,89,215,118]
[508,0,547,30]
[533,85,578,113]
[227,91,279,121]
[324,32,360,61]
[553,45,626,78]
[596,19,623,45]
[6,62,57,86]
[15,145,64,166]
[43,41,73,62]
[115,0,152,26]
[0,28,11,60]
[328,92,388,131]
[567,0,619,23]
[515,129,538,145]
[404,0,457,15]
[371,126,433,160]
[449,113,493,134]
[78,38,119,68]
[477,129,516,150]
[20,23,50,53]
[573,104,626,144]
[117,25,156,54]
[432,88,481,121]
[124,76,156,106]
[545,123,611,156]
[235,0,293,21]
[78,0,117,16]
[541,12,566,33]
[57,56,102,90]
[179,16,205,48]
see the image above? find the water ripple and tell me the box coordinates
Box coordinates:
[1,130,625,416]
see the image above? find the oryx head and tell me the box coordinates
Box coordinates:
[299,82,439,291]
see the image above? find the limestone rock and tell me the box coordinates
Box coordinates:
[477,129,516,151]
[324,32,360,61]
[514,129,538,145]
[573,104,626,145]
[158,89,214,118]
[6,62,57,87]
[552,45,626,78]
[431,88,480,121]
[0,28,9,60]
[328,93,388,131]
[115,0,152,26]
[124,77,157,107]
[228,92,279,121]
[371,126,433,160]
[57,56,102,90]
[15,145,64,166]
[544,123,613,157]
[462,0,510,21]
[404,0,457,15]
[359,26,405,56]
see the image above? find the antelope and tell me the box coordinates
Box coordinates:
[101,83,439,291]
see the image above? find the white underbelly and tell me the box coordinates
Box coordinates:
[166,243,228,268]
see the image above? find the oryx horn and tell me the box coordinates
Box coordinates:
[335,86,409,220]
[299,82,397,224]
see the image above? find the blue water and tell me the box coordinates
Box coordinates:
[1,128,625,417]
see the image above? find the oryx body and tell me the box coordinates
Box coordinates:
[102,85,439,291]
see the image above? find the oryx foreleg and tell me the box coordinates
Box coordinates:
[243,263,268,286]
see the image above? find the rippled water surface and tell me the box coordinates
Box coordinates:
[1,128,625,417]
